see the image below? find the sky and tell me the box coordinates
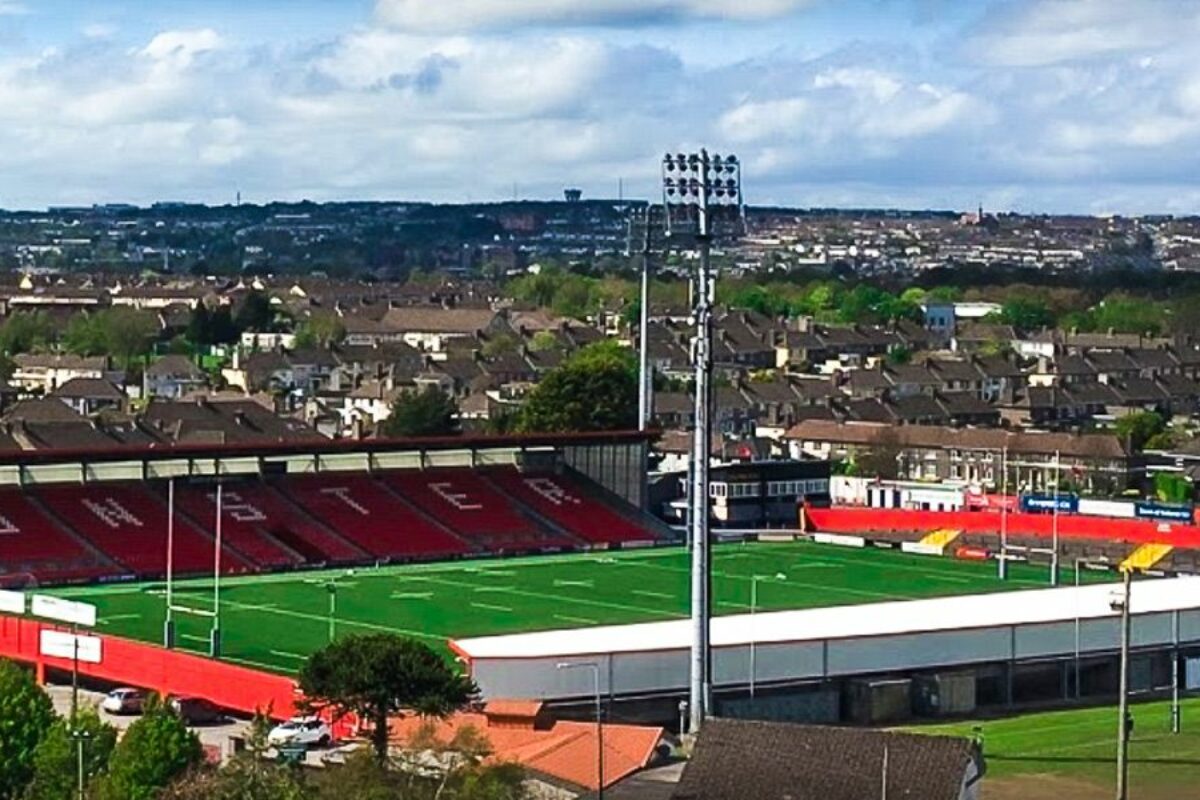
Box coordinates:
[0,0,1198,213]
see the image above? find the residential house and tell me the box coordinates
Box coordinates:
[143,355,208,400]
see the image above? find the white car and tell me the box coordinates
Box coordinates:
[268,717,332,748]
[101,688,146,715]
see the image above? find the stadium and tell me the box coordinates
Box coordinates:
[2,429,1200,741]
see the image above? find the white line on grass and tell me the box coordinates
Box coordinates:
[96,613,142,624]
[553,579,594,588]
[553,614,599,626]
[417,574,681,620]
[471,602,513,613]
[269,649,308,660]
[473,586,515,593]
[632,590,674,600]
[390,592,434,600]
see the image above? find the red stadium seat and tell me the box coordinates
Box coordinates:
[0,490,112,582]
[383,468,572,552]
[170,484,306,569]
[486,469,655,545]
[285,475,469,560]
[36,484,250,578]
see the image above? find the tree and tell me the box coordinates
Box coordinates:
[0,659,55,800]
[1154,472,1194,504]
[516,341,637,433]
[162,712,308,800]
[185,303,213,348]
[294,314,346,349]
[62,309,159,368]
[380,386,460,438]
[298,634,475,762]
[1114,410,1166,452]
[25,708,118,800]
[0,311,57,355]
[235,291,274,333]
[993,298,1055,331]
[96,695,203,800]
[855,428,904,480]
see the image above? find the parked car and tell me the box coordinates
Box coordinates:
[267,717,332,749]
[100,688,146,715]
[168,696,225,726]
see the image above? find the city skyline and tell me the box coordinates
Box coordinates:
[0,0,1197,213]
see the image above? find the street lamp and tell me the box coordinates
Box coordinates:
[557,661,604,799]
[749,573,787,699]
[662,149,743,734]
[626,205,664,432]
[71,727,91,800]
[306,569,356,643]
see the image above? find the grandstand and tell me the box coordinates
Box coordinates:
[0,431,664,587]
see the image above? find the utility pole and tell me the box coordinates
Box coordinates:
[999,446,1009,580]
[662,151,742,732]
[1115,568,1132,800]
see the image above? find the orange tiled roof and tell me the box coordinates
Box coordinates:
[389,704,664,791]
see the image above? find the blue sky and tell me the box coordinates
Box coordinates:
[0,0,1197,212]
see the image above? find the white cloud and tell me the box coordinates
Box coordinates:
[966,1,1200,67]
[374,0,810,32]
[140,28,223,67]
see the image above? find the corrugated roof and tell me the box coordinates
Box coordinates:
[453,576,1200,659]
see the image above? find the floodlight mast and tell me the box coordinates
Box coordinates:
[661,149,741,733]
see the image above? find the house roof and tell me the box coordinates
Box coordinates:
[783,419,1130,459]
[51,377,124,401]
[389,702,664,792]
[672,718,977,800]
[377,306,499,334]
[145,354,206,380]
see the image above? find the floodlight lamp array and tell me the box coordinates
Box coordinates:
[661,152,741,206]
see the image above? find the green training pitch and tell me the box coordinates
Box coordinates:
[51,540,1085,675]
[911,697,1200,798]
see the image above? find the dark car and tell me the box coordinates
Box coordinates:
[168,696,225,726]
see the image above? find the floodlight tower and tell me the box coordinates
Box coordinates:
[661,149,742,733]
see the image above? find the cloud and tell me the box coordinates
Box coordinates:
[965,0,1200,67]
[374,0,811,32]
[0,3,1198,213]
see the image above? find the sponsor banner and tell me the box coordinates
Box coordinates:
[1133,502,1194,523]
[901,541,945,557]
[813,533,866,548]
[0,590,24,615]
[39,630,102,664]
[954,546,991,561]
[31,595,96,627]
[758,533,799,543]
[1077,498,1137,519]
[1019,494,1079,514]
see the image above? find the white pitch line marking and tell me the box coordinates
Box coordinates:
[553,614,599,626]
[471,602,513,613]
[269,649,308,660]
[390,592,434,600]
[632,590,674,600]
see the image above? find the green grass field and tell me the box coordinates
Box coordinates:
[50,540,1082,674]
[912,698,1200,799]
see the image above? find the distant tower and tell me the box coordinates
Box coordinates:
[564,188,582,203]
[236,190,242,207]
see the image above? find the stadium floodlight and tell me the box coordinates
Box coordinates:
[661,149,743,734]
[557,661,604,799]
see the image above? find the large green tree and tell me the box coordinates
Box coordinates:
[516,341,637,433]
[0,659,55,800]
[298,634,475,762]
[0,311,57,355]
[24,708,118,800]
[380,386,460,438]
[63,308,160,367]
[95,696,203,800]
[1114,410,1166,452]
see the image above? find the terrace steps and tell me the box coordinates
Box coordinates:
[1120,542,1174,572]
